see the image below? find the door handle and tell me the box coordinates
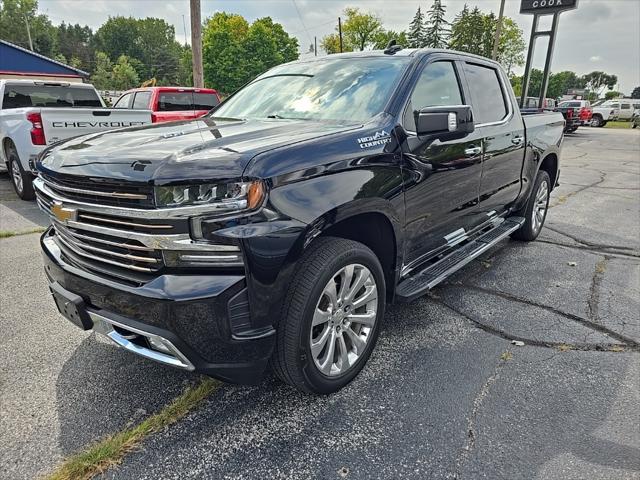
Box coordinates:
[465,146,482,157]
[511,136,524,146]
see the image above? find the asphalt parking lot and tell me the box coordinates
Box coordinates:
[1,127,639,480]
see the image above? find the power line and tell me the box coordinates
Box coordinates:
[291,0,313,45]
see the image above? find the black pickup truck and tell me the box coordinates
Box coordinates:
[35,48,564,394]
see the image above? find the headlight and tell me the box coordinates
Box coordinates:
[155,180,265,211]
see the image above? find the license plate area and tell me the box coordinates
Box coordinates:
[50,282,92,330]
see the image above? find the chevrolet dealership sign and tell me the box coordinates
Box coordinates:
[520,0,578,14]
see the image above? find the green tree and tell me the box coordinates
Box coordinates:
[56,22,94,71]
[582,71,618,98]
[0,0,57,56]
[424,0,449,49]
[90,51,113,90]
[632,86,640,99]
[53,53,67,64]
[605,91,623,100]
[495,18,525,75]
[178,47,193,87]
[320,33,345,54]
[93,16,182,84]
[321,7,382,53]
[202,12,298,94]
[111,55,139,90]
[373,30,408,50]
[547,70,585,98]
[407,7,426,48]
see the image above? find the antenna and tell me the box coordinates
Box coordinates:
[182,14,188,47]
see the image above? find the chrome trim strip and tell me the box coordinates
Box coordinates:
[180,254,241,261]
[90,312,195,371]
[55,235,155,272]
[79,213,173,230]
[53,222,154,252]
[55,227,160,264]
[34,177,247,219]
[42,177,148,199]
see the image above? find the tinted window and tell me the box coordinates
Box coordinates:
[114,92,133,109]
[2,85,102,109]
[214,57,411,123]
[158,92,192,111]
[132,91,151,109]
[560,101,581,108]
[193,93,219,110]
[463,63,507,124]
[621,103,630,110]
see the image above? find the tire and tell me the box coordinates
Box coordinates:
[591,115,603,127]
[271,236,386,394]
[511,170,551,242]
[7,147,35,200]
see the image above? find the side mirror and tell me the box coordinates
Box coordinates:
[414,105,475,139]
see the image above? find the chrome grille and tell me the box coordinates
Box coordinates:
[41,173,154,208]
[36,181,164,283]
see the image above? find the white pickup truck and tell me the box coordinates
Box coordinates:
[0,80,152,199]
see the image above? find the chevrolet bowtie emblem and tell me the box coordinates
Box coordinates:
[51,202,77,223]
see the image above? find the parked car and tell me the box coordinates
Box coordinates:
[554,104,582,133]
[0,79,152,199]
[35,49,564,394]
[113,87,221,123]
[591,99,640,127]
[521,96,557,109]
[558,100,592,125]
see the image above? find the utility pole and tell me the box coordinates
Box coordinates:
[190,0,204,88]
[492,0,505,60]
[338,17,343,53]
[182,15,188,48]
[24,15,34,51]
[314,36,317,56]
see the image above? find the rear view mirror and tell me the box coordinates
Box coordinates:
[414,105,475,139]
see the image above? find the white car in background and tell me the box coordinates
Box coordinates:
[591,98,640,127]
[0,80,152,199]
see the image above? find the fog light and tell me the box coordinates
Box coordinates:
[147,335,172,354]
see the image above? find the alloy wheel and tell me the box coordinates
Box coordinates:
[309,263,378,377]
[11,159,23,194]
[532,180,549,233]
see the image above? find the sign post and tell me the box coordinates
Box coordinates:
[519,0,578,109]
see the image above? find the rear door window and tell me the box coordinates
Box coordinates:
[193,93,219,110]
[463,63,508,124]
[132,91,151,109]
[113,93,133,109]
[2,84,102,109]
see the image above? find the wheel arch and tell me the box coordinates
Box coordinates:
[538,153,559,189]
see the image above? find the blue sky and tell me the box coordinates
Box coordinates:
[39,0,640,94]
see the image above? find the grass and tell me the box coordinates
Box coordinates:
[0,227,46,238]
[500,351,513,361]
[43,378,220,480]
[604,121,634,130]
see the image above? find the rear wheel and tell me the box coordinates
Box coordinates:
[511,170,550,242]
[271,237,385,394]
[7,148,35,200]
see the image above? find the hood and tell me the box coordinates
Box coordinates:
[38,117,360,185]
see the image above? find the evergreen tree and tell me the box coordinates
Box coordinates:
[448,4,471,52]
[407,7,426,48]
[424,0,449,49]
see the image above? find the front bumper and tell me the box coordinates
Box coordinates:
[41,229,275,384]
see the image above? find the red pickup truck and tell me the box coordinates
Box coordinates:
[113,87,221,123]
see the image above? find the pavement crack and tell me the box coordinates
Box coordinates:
[435,285,640,350]
[536,238,640,260]
[549,171,606,208]
[587,257,608,324]
[452,353,507,478]
[433,295,635,353]
[543,224,639,255]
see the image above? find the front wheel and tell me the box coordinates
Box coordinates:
[511,170,551,242]
[271,237,385,394]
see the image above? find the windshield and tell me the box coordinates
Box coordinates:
[213,56,411,123]
[1,85,102,109]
